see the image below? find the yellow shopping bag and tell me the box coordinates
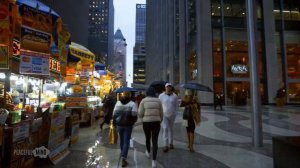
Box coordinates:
[108,120,118,144]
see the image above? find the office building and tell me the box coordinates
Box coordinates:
[145,0,300,105]
[133,4,146,84]
[88,0,114,64]
[113,28,127,83]
[40,0,89,46]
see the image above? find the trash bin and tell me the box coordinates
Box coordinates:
[272,136,300,168]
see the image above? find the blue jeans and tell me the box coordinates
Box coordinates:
[117,126,133,159]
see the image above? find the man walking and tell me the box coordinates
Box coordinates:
[159,83,179,152]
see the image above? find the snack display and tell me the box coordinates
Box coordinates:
[0,91,15,111]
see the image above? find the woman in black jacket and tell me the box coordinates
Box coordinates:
[113,91,138,167]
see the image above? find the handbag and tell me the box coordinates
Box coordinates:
[182,107,192,120]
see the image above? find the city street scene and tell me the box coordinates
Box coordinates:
[0,0,300,168]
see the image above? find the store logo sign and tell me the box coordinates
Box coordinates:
[33,146,50,158]
[231,64,248,74]
[13,146,50,158]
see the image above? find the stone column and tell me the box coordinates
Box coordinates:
[195,0,214,104]
[263,0,278,103]
[179,0,188,85]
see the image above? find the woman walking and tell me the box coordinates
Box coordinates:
[113,91,138,167]
[180,89,201,152]
[138,87,163,168]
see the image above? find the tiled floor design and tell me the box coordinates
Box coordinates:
[40,105,300,168]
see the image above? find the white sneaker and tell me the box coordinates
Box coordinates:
[145,150,150,158]
[152,160,157,168]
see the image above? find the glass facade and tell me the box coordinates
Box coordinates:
[210,0,267,105]
[133,4,146,84]
[274,0,300,103]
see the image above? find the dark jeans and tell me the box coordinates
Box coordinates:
[143,121,161,160]
[117,126,133,159]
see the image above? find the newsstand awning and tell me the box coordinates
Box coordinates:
[68,42,95,63]
[16,0,60,17]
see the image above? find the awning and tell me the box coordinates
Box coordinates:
[68,42,95,63]
[16,0,60,18]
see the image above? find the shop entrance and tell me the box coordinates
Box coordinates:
[227,81,250,106]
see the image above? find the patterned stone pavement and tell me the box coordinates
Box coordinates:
[40,105,300,168]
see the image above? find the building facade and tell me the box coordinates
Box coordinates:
[133,4,146,84]
[113,29,127,84]
[145,0,300,105]
[88,0,114,64]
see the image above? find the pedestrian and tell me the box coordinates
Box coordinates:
[180,89,201,152]
[113,91,138,167]
[214,92,223,110]
[100,92,117,130]
[158,82,179,152]
[138,87,163,168]
[136,91,145,106]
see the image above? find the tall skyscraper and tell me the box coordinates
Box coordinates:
[88,0,114,64]
[113,29,127,84]
[41,0,114,65]
[40,0,89,46]
[133,4,146,84]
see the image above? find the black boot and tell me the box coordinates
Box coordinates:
[122,158,128,167]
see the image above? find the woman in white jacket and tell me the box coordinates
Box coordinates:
[138,87,163,168]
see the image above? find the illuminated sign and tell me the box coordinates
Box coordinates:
[231,64,248,74]
[70,48,95,61]
[49,58,60,73]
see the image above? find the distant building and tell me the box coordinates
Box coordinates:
[133,4,146,85]
[88,0,114,64]
[40,0,89,46]
[113,29,127,84]
[41,0,114,64]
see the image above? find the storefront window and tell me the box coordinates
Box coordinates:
[211,0,221,16]
[286,31,300,79]
[213,29,224,96]
[274,0,300,21]
[225,29,249,78]
[223,0,246,18]
[213,30,223,78]
[285,31,300,102]
[226,82,249,105]
[189,51,197,80]
[288,83,300,101]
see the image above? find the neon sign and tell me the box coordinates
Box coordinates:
[49,58,60,73]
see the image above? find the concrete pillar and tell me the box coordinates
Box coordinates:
[263,0,278,103]
[167,0,176,84]
[179,0,188,85]
[195,0,214,104]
